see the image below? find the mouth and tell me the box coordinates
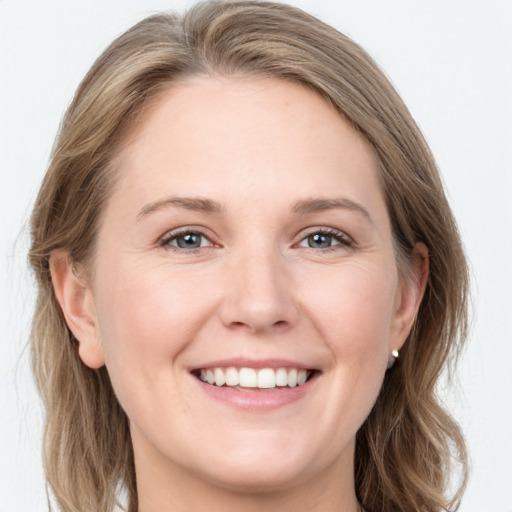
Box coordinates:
[192,367,316,390]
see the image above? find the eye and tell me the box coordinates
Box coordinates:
[297,229,352,250]
[161,230,213,250]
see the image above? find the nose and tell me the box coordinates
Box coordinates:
[218,247,300,334]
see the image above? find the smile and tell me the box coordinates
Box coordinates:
[196,367,313,389]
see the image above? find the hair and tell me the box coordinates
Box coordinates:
[29,2,469,511]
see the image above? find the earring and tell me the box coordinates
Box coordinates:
[387,349,399,369]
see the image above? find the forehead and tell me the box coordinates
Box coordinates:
[110,76,385,220]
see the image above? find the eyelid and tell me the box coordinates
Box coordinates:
[159,226,218,249]
[295,226,354,248]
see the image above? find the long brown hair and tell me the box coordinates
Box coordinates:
[29,2,469,511]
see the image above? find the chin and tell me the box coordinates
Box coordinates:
[199,458,312,494]
[186,432,332,494]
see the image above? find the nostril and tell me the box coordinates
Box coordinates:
[228,319,289,333]
[230,321,249,330]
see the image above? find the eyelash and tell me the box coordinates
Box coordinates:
[298,227,353,251]
[160,228,215,252]
[159,227,354,252]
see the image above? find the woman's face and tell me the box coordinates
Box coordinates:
[74,77,420,494]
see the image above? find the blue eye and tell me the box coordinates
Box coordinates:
[305,233,337,249]
[298,229,351,250]
[163,231,211,250]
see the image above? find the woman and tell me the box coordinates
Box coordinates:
[28,1,469,511]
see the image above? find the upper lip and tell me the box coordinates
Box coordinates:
[189,357,317,371]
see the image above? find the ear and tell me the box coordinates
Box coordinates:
[49,250,105,369]
[390,242,429,352]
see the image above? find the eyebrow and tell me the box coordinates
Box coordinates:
[292,197,373,224]
[137,196,224,219]
[136,195,373,223]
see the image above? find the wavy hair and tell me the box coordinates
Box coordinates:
[29,2,469,511]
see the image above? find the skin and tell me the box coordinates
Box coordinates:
[51,77,428,512]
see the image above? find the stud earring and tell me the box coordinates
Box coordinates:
[387,349,399,369]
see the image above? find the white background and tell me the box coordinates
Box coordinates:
[1,1,511,511]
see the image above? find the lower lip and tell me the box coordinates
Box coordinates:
[192,374,317,411]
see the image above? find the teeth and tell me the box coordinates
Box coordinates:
[257,368,275,388]
[198,367,312,389]
[225,367,239,386]
[214,368,225,386]
[288,368,298,387]
[239,368,257,387]
[275,368,288,386]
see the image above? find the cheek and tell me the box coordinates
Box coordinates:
[285,260,398,463]
[299,258,397,432]
[97,259,204,337]
[93,262,213,397]
[302,260,397,357]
